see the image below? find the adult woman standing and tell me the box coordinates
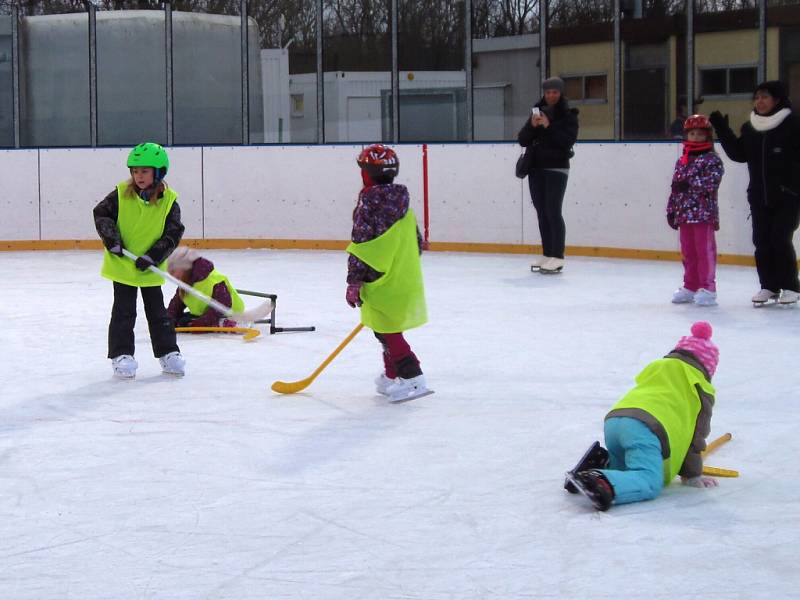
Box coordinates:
[709,81,800,305]
[518,77,580,274]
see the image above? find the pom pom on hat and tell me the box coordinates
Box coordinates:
[691,321,712,339]
[674,321,719,378]
[167,246,200,275]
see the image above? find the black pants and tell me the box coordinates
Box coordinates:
[528,169,569,259]
[108,282,179,359]
[750,198,800,293]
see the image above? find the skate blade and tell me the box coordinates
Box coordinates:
[113,372,136,380]
[530,265,541,272]
[389,389,434,404]
[539,268,563,275]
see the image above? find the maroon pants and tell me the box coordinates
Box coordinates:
[374,332,422,379]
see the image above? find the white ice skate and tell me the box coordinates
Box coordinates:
[159,351,186,376]
[752,288,779,306]
[778,290,800,305]
[112,355,138,379]
[530,256,548,272]
[693,288,717,307]
[671,287,695,304]
[387,374,434,403]
[375,373,396,396]
[539,257,564,274]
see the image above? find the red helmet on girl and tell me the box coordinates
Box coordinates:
[356,144,399,179]
[683,114,712,131]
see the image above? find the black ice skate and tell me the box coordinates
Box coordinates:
[564,441,609,494]
[566,469,615,511]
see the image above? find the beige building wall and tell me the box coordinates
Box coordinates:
[551,41,614,139]
[694,30,758,127]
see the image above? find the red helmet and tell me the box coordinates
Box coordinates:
[356,144,399,179]
[683,114,712,131]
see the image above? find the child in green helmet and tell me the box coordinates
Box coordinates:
[93,142,186,378]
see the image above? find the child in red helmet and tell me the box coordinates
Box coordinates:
[346,144,432,402]
[666,114,725,306]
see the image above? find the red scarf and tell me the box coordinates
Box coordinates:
[680,140,713,165]
[361,169,375,189]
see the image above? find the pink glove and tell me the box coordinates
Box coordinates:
[346,282,362,308]
[681,476,718,488]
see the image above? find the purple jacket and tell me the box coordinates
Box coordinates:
[666,151,724,229]
[347,183,423,284]
[167,257,235,327]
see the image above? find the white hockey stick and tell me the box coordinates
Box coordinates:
[121,248,273,323]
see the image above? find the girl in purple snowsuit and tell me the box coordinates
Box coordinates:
[667,114,725,306]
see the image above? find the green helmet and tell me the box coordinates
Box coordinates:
[127,142,169,180]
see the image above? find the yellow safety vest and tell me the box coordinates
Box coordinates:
[182,269,244,317]
[101,182,177,287]
[346,209,427,333]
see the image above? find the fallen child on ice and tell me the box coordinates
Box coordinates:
[166,247,244,329]
[566,321,720,511]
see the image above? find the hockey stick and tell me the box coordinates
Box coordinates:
[174,326,261,341]
[121,249,273,323]
[702,433,732,457]
[271,323,364,394]
[700,433,739,477]
[702,465,739,478]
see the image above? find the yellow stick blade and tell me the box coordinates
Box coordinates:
[702,465,739,477]
[175,326,261,341]
[271,379,311,394]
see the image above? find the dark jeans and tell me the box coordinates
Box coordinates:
[528,169,569,259]
[374,332,421,379]
[750,197,800,293]
[108,282,179,359]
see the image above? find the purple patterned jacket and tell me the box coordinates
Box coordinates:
[666,151,725,229]
[166,257,235,327]
[347,183,423,284]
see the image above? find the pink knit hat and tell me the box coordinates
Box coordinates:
[167,246,200,275]
[674,321,719,377]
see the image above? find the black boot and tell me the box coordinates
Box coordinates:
[564,441,609,494]
[569,470,615,511]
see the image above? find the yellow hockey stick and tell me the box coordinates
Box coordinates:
[175,326,261,341]
[701,433,739,477]
[271,323,364,394]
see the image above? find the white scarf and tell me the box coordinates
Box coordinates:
[750,107,792,132]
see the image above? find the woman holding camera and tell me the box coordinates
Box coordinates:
[518,77,580,274]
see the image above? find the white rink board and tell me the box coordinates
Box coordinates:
[0,149,39,241]
[426,143,525,244]
[2,142,792,258]
[39,147,203,240]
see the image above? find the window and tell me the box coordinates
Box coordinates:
[562,74,608,102]
[291,94,304,118]
[700,66,757,97]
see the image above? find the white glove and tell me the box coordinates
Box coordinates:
[682,476,718,488]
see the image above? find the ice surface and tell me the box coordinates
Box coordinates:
[1,249,798,599]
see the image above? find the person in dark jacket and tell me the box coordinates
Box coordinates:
[709,80,800,305]
[93,142,186,378]
[518,77,580,274]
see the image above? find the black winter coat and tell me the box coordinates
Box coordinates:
[517,98,580,170]
[713,110,800,207]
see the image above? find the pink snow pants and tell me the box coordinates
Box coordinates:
[680,222,717,292]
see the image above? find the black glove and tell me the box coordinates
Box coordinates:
[135,255,155,271]
[671,180,690,194]
[107,243,124,257]
[667,213,678,230]
[709,111,728,130]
